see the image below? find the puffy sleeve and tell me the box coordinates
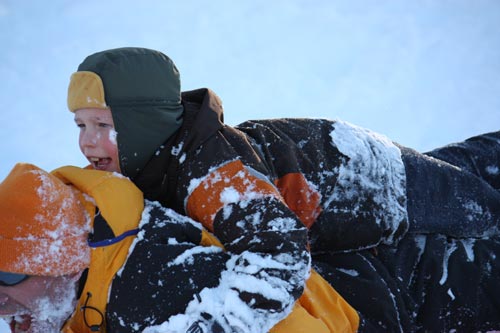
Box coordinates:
[151,131,311,332]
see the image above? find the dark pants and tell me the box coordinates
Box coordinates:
[314,131,500,332]
[401,130,500,237]
[314,233,500,333]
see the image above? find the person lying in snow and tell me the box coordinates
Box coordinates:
[0,157,499,333]
[0,163,356,333]
[67,46,500,332]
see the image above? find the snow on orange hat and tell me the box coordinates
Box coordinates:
[0,163,91,276]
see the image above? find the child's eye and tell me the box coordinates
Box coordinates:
[98,123,112,128]
[76,123,85,129]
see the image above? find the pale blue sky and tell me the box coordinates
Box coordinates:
[1,0,500,181]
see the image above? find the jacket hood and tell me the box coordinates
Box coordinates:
[69,47,184,178]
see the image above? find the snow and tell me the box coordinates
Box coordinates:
[0,320,8,333]
[461,239,476,262]
[328,119,408,246]
[168,246,223,267]
[462,199,492,224]
[143,253,297,333]
[30,286,78,332]
[219,186,240,204]
[447,288,456,300]
[169,141,187,163]
[106,195,309,333]
[118,200,210,278]
[11,170,92,274]
[438,238,478,287]
[109,128,118,145]
[337,268,359,277]
[439,239,458,286]
[170,141,184,156]
[486,165,499,175]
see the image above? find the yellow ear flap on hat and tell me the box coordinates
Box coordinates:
[67,71,109,112]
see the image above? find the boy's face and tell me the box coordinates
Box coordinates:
[74,108,121,173]
[0,275,79,332]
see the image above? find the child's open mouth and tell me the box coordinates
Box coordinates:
[89,157,112,171]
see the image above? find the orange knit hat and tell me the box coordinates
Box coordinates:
[0,163,91,276]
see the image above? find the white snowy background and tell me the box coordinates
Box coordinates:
[1,0,500,332]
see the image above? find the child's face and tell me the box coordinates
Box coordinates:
[74,108,121,173]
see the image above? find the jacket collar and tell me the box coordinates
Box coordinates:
[132,88,226,208]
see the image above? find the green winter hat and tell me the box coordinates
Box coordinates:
[68,47,184,178]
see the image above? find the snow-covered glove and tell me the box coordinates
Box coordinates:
[186,313,225,333]
[142,311,245,333]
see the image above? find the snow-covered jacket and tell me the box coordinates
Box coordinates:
[53,166,358,333]
[135,88,409,254]
[128,88,408,330]
[135,88,500,332]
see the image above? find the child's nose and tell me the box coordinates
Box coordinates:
[81,131,98,147]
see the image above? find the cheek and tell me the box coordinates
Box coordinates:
[92,131,110,145]
[102,135,119,157]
